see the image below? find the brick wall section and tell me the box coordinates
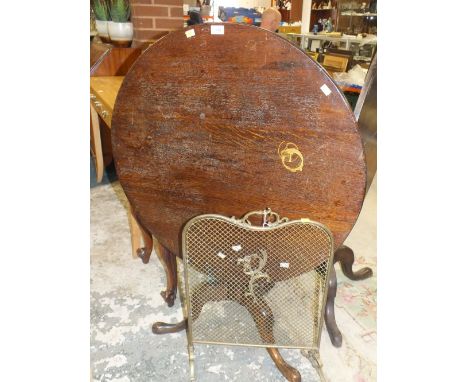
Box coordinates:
[130,0,184,48]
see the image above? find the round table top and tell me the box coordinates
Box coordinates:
[112,23,366,256]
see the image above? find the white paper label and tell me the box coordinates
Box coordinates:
[217,251,226,259]
[211,25,225,35]
[280,262,290,268]
[320,84,331,96]
[232,244,242,252]
[185,29,195,38]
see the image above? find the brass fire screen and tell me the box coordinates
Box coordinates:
[181,209,334,380]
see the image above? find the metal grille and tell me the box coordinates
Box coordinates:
[181,210,334,350]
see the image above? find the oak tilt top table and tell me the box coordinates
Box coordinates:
[110,25,373,368]
[112,23,367,260]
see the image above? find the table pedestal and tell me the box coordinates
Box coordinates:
[325,245,373,347]
[149,244,372,348]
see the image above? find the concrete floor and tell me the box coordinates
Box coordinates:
[90,177,376,382]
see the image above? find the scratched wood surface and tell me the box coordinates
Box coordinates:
[111,23,366,256]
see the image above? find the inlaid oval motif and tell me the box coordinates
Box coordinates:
[278,142,304,173]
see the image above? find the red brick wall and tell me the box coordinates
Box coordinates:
[130,0,184,48]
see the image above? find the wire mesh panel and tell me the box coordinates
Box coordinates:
[182,209,334,352]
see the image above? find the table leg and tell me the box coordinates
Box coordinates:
[334,245,373,281]
[157,243,178,307]
[90,104,104,183]
[154,279,302,382]
[152,319,187,334]
[129,208,153,262]
[129,212,142,259]
[149,241,373,351]
[241,295,301,382]
[127,213,177,307]
[267,348,301,382]
[324,245,374,347]
[324,266,342,347]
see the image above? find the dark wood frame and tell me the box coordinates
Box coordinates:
[145,242,372,350]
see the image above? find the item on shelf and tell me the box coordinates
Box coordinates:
[187,10,203,25]
[108,0,133,48]
[278,24,302,34]
[317,18,323,32]
[90,8,98,41]
[324,17,334,32]
[92,0,111,43]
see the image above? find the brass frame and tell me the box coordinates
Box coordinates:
[181,209,334,381]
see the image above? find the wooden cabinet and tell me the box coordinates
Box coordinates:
[336,0,377,34]
[290,0,303,22]
[310,1,337,32]
[307,0,377,34]
[279,8,290,23]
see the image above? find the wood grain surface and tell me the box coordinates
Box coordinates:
[90,45,142,77]
[112,23,366,257]
[90,76,125,124]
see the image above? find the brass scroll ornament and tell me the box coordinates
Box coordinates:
[278,142,304,173]
[237,249,270,303]
[237,208,289,228]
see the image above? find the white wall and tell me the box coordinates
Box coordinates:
[216,0,270,9]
